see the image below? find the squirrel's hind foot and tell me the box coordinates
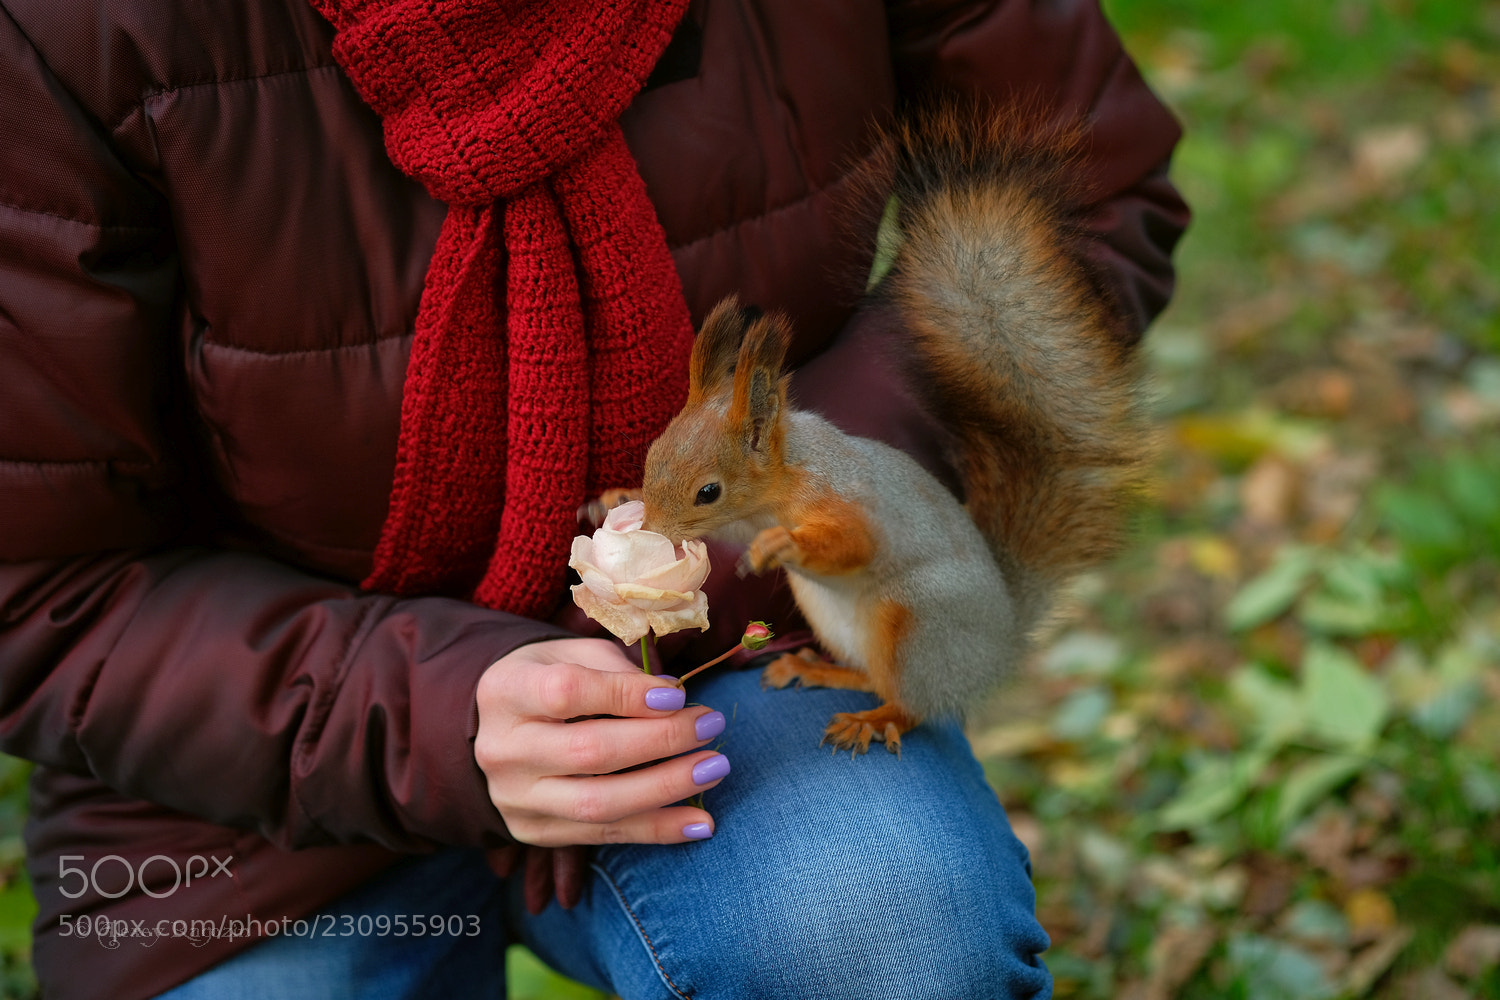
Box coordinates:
[822,704,918,758]
[761,649,873,692]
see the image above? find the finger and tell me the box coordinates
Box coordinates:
[553,845,589,910]
[514,659,688,721]
[486,844,523,879]
[513,804,717,848]
[523,846,552,916]
[528,707,726,777]
[531,750,730,826]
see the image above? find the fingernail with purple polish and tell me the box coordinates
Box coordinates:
[695,711,726,742]
[682,822,714,840]
[645,686,686,711]
[692,754,731,786]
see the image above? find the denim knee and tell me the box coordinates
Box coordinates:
[584,723,1053,999]
[516,671,1054,1000]
[642,820,1051,1000]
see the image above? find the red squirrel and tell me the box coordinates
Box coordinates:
[599,101,1153,754]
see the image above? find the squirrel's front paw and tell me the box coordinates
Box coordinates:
[743,525,799,574]
[577,488,643,527]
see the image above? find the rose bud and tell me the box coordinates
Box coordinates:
[741,621,774,651]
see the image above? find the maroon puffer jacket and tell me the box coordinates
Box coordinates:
[0,0,1187,996]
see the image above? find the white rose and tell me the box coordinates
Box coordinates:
[569,501,711,645]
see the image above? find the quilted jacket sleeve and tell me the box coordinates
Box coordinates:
[0,3,564,852]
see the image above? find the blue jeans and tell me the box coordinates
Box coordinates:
[159,667,1051,999]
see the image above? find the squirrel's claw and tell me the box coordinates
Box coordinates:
[578,488,643,527]
[745,525,798,574]
[820,705,916,758]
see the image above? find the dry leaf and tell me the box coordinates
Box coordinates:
[1352,124,1429,188]
[1394,967,1469,1000]
[1272,368,1356,419]
[1243,852,1299,918]
[1344,888,1398,944]
[969,720,1054,759]
[1443,923,1500,980]
[1343,926,1414,995]
[1007,811,1046,859]
[1293,807,1358,876]
[1189,535,1241,579]
[1241,455,1300,527]
[1144,922,1217,1000]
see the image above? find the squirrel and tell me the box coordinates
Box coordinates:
[598,100,1154,755]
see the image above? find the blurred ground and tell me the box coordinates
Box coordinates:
[1,2,1497,998]
[978,1,1500,996]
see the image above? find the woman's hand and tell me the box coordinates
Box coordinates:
[475,637,729,850]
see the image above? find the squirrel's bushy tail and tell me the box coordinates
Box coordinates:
[876,99,1155,623]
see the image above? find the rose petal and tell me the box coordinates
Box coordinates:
[636,538,711,594]
[574,560,623,603]
[648,590,710,637]
[592,527,678,584]
[603,500,645,532]
[614,581,697,612]
[570,584,650,645]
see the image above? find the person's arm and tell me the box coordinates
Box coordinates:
[0,552,566,848]
[887,0,1190,342]
[0,4,719,859]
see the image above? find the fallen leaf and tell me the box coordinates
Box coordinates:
[1272,368,1356,420]
[1443,923,1500,981]
[1225,933,1338,999]
[1301,643,1389,751]
[1343,888,1398,944]
[1279,899,1351,947]
[1006,811,1046,859]
[1226,546,1318,631]
[1244,852,1300,919]
[1343,926,1414,996]
[1156,746,1275,830]
[969,720,1054,759]
[1341,850,1408,892]
[1292,807,1358,877]
[1079,904,1115,959]
[1276,754,1366,832]
[1241,455,1300,527]
[1394,967,1469,1000]
[1144,922,1217,1000]
[1189,535,1241,579]
[1352,124,1429,188]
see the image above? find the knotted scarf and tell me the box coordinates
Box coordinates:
[311,0,695,617]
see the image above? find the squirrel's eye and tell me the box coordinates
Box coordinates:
[694,482,721,506]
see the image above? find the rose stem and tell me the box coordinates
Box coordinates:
[640,633,653,675]
[673,646,740,688]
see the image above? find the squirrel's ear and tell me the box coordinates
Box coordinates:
[689,297,754,403]
[729,312,791,456]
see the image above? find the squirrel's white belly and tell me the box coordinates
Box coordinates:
[785,571,871,671]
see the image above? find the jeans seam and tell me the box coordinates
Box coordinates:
[593,862,693,1000]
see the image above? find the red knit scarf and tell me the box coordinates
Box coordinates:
[312,0,695,617]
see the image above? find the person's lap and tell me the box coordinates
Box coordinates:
[157,666,1051,999]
